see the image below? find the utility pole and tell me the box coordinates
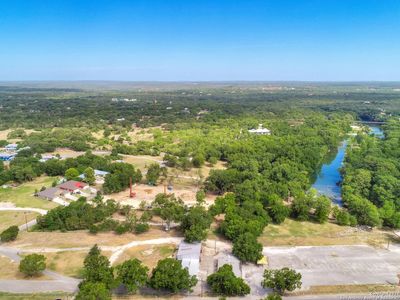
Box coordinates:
[24,211,28,232]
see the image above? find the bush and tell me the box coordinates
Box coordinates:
[134,222,149,234]
[0,225,19,242]
[19,254,46,277]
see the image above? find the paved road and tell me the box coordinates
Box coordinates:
[0,245,80,293]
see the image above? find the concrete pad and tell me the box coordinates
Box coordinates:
[263,245,400,288]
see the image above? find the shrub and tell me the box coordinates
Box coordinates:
[0,225,19,242]
[19,254,46,277]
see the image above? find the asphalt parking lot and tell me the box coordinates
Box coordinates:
[263,245,400,288]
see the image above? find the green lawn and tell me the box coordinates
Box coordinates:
[0,292,72,300]
[0,177,59,210]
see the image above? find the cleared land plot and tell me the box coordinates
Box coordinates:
[0,177,58,210]
[260,219,392,247]
[42,250,112,278]
[113,244,176,270]
[0,211,39,232]
[264,245,400,289]
[0,256,50,280]
[7,227,180,249]
[107,180,216,207]
[121,154,164,172]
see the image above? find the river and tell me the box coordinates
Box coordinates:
[312,125,384,205]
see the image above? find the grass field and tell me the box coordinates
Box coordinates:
[292,284,399,296]
[43,250,87,278]
[0,292,72,300]
[113,244,176,270]
[0,211,39,232]
[8,227,180,249]
[0,177,59,210]
[0,256,50,280]
[259,219,392,247]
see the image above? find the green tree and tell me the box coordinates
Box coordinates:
[207,264,250,296]
[152,193,185,230]
[181,205,212,242]
[262,294,282,300]
[65,167,80,181]
[267,197,289,224]
[195,190,206,205]
[0,225,19,242]
[76,282,111,300]
[146,163,161,185]
[116,258,149,293]
[19,254,46,277]
[82,245,115,289]
[232,232,263,263]
[313,195,331,223]
[192,153,205,168]
[84,167,96,185]
[262,268,302,295]
[148,258,197,293]
[291,195,310,221]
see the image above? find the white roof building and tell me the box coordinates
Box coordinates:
[176,241,201,277]
[248,124,271,135]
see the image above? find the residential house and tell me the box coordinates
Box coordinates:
[248,124,271,135]
[78,169,109,184]
[4,143,18,151]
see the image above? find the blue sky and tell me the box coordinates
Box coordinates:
[0,0,399,81]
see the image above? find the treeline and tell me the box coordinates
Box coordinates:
[341,119,400,228]
[0,84,396,130]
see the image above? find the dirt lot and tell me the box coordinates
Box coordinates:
[0,129,37,143]
[0,211,39,232]
[105,181,217,207]
[113,244,176,270]
[7,227,180,249]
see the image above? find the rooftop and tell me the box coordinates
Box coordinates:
[176,241,201,260]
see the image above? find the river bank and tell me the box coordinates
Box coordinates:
[312,125,384,205]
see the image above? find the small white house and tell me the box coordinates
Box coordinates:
[5,143,18,151]
[176,241,201,277]
[248,124,271,135]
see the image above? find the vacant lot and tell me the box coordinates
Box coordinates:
[0,177,58,210]
[8,227,180,249]
[0,211,39,232]
[113,244,176,270]
[260,219,392,247]
[0,256,50,280]
[264,245,400,289]
[42,249,111,278]
[107,179,216,208]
